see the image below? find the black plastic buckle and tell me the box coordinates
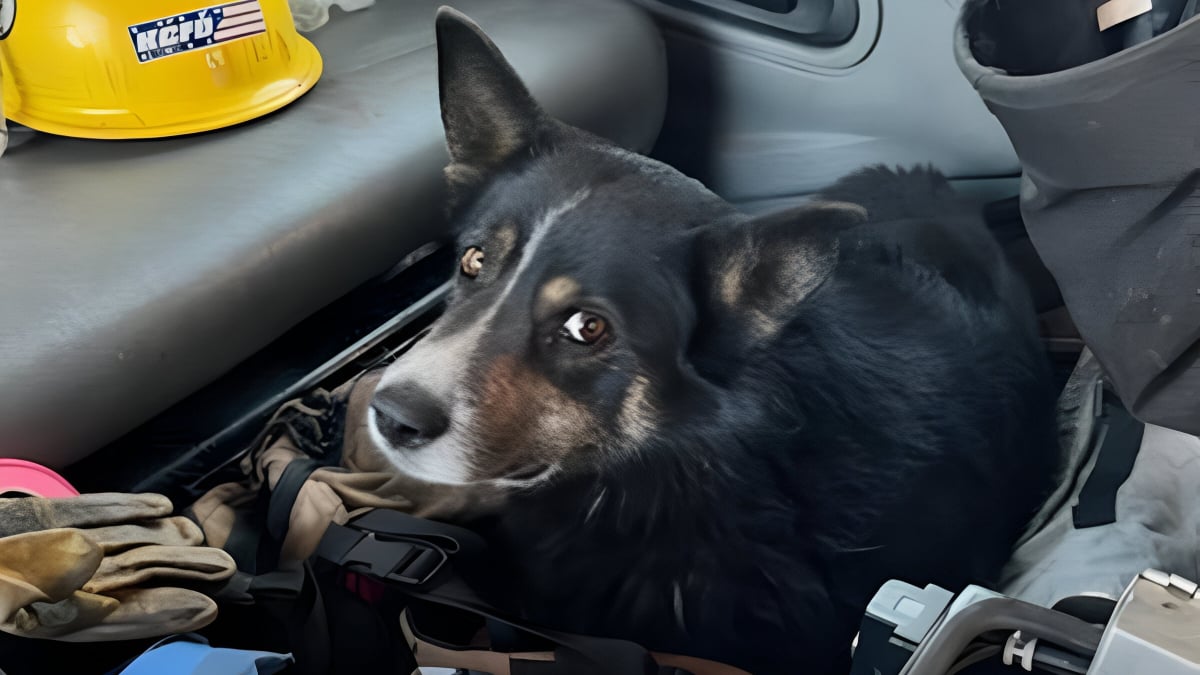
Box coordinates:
[318,524,448,586]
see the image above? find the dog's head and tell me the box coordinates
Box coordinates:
[368,7,866,488]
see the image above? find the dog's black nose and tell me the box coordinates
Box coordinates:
[371,384,449,449]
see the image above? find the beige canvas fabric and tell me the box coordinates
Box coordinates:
[191,370,503,563]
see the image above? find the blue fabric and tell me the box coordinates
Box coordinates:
[115,634,293,675]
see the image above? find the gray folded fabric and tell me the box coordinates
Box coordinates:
[1002,423,1200,605]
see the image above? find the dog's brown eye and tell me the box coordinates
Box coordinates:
[562,311,608,345]
[460,247,484,277]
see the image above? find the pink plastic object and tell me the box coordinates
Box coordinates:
[0,459,79,497]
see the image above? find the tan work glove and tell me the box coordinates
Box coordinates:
[0,493,236,642]
[0,492,177,538]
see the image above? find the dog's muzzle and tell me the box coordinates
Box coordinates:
[371,383,450,450]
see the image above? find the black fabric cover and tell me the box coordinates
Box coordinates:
[956,2,1200,435]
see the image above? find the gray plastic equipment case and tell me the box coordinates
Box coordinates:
[854,570,1200,675]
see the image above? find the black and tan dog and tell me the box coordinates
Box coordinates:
[368,8,1059,674]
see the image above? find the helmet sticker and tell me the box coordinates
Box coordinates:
[128,0,266,63]
[0,0,15,40]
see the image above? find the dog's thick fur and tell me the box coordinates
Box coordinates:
[368,9,1059,673]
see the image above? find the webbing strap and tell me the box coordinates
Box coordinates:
[1072,396,1144,529]
[266,458,324,544]
[403,574,669,675]
[221,517,258,574]
[316,522,448,587]
[317,511,716,675]
[234,563,332,675]
[221,457,333,575]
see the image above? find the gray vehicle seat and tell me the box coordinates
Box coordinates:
[0,0,665,468]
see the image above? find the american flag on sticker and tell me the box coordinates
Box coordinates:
[128,0,268,63]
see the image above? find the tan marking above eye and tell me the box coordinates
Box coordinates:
[461,247,485,277]
[494,223,518,260]
[537,276,580,313]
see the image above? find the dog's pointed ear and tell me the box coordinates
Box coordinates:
[692,201,868,353]
[435,7,546,196]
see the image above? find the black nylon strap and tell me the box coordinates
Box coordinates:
[269,563,331,675]
[322,574,419,675]
[224,496,267,574]
[350,508,486,557]
[1073,397,1145,529]
[406,575,670,675]
[219,458,321,575]
[319,512,688,675]
[267,457,324,543]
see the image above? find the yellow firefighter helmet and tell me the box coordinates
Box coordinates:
[0,0,323,139]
